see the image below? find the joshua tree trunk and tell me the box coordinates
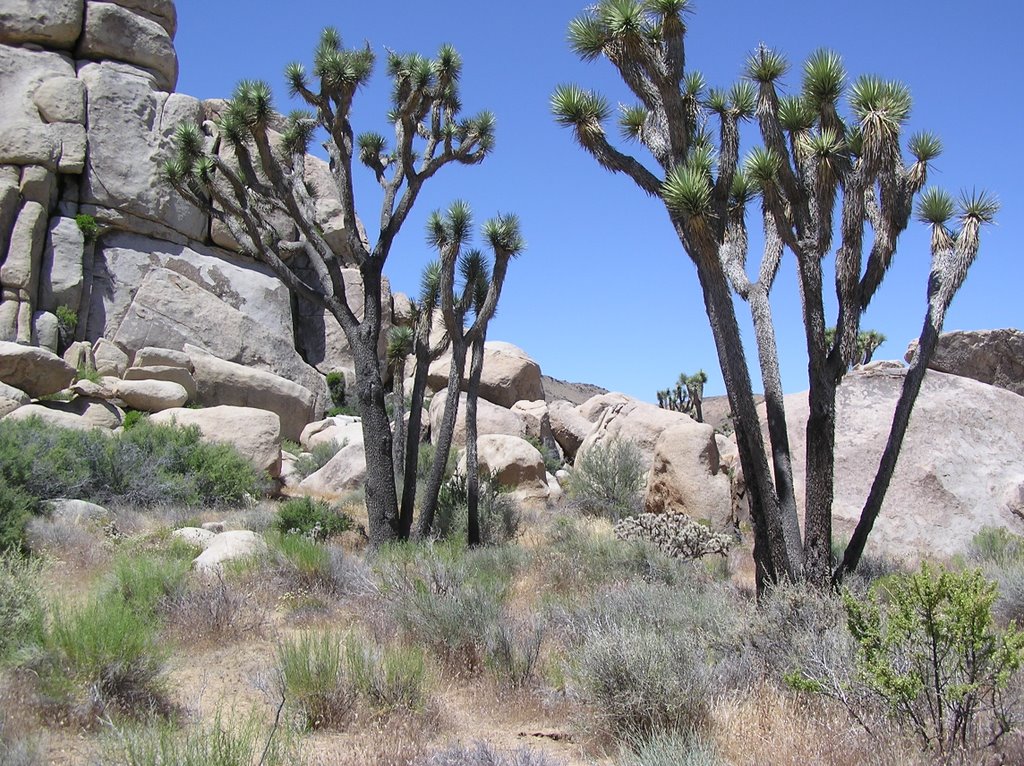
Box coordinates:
[416,340,467,538]
[399,336,434,538]
[836,201,994,582]
[749,284,802,569]
[465,332,486,546]
[346,268,400,543]
[836,317,936,583]
[693,244,794,590]
[391,358,408,499]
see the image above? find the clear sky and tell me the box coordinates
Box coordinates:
[174,1,1022,402]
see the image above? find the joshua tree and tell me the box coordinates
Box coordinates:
[164,28,495,545]
[397,261,449,538]
[836,190,998,583]
[825,327,887,368]
[416,202,524,540]
[553,1,994,590]
[656,369,707,422]
[386,325,414,493]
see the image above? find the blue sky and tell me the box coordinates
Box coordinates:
[174,1,1022,401]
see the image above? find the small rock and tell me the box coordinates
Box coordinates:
[172,526,215,549]
[192,530,266,574]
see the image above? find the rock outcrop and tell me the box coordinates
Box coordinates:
[0,340,74,396]
[906,328,1024,399]
[575,392,696,471]
[766,365,1024,561]
[458,434,550,505]
[644,420,733,528]
[428,342,544,409]
[428,389,527,448]
[150,405,282,477]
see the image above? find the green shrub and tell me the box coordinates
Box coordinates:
[841,564,1024,757]
[970,526,1024,566]
[118,710,300,766]
[431,471,521,546]
[569,624,711,743]
[272,496,355,540]
[42,596,169,720]
[292,440,344,481]
[566,438,645,521]
[74,214,99,241]
[74,363,101,384]
[108,552,190,617]
[0,554,45,662]
[276,631,430,730]
[122,410,145,430]
[0,477,38,553]
[526,435,562,474]
[326,371,347,408]
[374,542,517,673]
[616,732,723,766]
[0,416,264,509]
[266,531,333,591]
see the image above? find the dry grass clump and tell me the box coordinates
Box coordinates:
[713,684,927,766]
[416,740,567,765]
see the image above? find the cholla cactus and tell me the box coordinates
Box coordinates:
[615,512,733,560]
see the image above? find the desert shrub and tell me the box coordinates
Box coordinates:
[815,564,1024,759]
[374,542,517,673]
[74,213,98,241]
[569,624,711,743]
[539,515,692,594]
[748,582,853,684]
[0,417,263,509]
[431,471,521,546]
[276,630,430,730]
[0,555,45,662]
[118,710,300,766]
[970,526,1024,565]
[326,371,347,408]
[344,635,430,715]
[166,572,267,643]
[614,513,733,560]
[0,477,38,553]
[266,530,364,599]
[617,732,723,766]
[526,434,562,474]
[108,551,190,617]
[556,578,747,694]
[272,496,354,540]
[40,596,169,721]
[970,527,1024,624]
[292,439,343,480]
[566,438,645,521]
[484,615,544,689]
[417,741,565,766]
[0,719,39,766]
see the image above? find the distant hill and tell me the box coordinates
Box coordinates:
[541,375,608,406]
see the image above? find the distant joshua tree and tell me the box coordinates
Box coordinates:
[656,369,707,422]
